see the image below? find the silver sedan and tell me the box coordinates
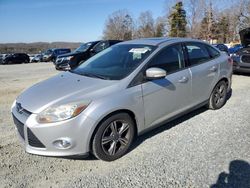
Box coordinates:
[12,38,232,161]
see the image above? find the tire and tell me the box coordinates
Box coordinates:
[92,113,135,161]
[208,81,227,110]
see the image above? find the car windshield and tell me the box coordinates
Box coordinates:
[44,49,53,55]
[74,42,94,53]
[71,44,156,80]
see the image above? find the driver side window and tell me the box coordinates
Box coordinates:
[148,44,185,73]
[93,41,109,53]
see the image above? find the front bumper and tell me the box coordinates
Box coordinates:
[11,103,96,157]
[55,59,70,70]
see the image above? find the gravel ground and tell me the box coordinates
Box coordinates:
[0,63,249,188]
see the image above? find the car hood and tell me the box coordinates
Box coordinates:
[57,51,84,58]
[17,72,120,113]
[240,28,250,47]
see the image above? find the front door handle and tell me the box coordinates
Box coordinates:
[178,76,188,83]
[209,66,217,72]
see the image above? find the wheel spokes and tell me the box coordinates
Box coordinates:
[119,137,129,146]
[119,123,129,135]
[108,141,117,155]
[102,136,113,145]
[110,121,118,135]
[219,85,225,96]
[101,120,131,156]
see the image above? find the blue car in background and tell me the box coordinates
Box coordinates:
[212,44,229,55]
[229,44,242,55]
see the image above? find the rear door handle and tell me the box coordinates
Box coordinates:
[178,76,188,83]
[209,66,217,72]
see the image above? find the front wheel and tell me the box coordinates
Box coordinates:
[92,113,135,161]
[208,81,227,110]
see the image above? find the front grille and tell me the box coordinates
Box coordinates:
[16,102,32,117]
[12,114,25,140]
[241,55,250,63]
[27,128,45,148]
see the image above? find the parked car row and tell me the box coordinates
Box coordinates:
[54,40,122,70]
[0,48,72,65]
[0,53,30,64]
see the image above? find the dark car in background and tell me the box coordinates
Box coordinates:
[232,28,250,73]
[212,44,229,55]
[55,40,122,70]
[43,48,71,62]
[1,53,30,64]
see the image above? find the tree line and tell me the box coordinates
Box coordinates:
[103,0,250,44]
[0,42,81,54]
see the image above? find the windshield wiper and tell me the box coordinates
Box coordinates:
[80,72,109,80]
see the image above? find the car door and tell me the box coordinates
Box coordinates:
[15,54,21,63]
[185,42,219,106]
[142,44,192,128]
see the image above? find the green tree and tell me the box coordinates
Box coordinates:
[217,16,229,43]
[168,1,187,37]
[199,3,219,42]
[154,17,165,37]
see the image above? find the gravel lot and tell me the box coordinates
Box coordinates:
[0,63,249,188]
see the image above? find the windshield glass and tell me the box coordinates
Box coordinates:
[74,42,94,52]
[71,44,156,80]
[44,49,53,55]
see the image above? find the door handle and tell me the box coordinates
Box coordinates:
[178,76,188,83]
[209,66,217,72]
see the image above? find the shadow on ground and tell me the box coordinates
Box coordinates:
[211,160,250,188]
[233,72,250,76]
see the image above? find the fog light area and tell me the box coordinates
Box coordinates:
[53,138,72,149]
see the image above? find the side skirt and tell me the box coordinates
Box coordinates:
[138,100,209,136]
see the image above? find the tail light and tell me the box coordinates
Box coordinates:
[228,57,233,65]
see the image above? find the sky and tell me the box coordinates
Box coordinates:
[0,0,167,43]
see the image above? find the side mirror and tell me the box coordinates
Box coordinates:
[146,67,166,80]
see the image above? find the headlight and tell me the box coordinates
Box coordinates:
[65,56,74,61]
[36,101,90,123]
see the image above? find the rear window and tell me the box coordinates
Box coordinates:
[186,43,211,66]
[207,46,220,58]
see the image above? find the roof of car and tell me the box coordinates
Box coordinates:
[120,37,204,46]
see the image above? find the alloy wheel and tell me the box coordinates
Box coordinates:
[101,120,131,156]
[213,83,226,107]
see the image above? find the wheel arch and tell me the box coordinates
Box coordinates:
[88,109,138,152]
[217,77,229,90]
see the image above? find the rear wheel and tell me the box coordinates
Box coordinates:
[208,81,227,110]
[92,113,135,161]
